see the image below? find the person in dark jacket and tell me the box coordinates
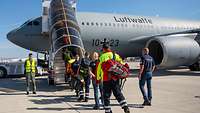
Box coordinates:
[77,52,92,102]
[71,54,81,96]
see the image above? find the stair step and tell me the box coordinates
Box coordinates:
[54,57,63,61]
[54,66,66,69]
[55,69,66,73]
[55,74,65,83]
[54,63,65,67]
[54,68,65,71]
[54,62,65,65]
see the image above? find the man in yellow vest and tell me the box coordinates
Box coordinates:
[25,53,37,95]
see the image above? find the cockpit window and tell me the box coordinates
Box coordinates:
[33,21,40,26]
[27,21,33,26]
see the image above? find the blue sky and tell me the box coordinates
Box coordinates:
[0,0,200,58]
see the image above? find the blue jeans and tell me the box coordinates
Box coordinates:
[139,72,152,101]
[92,79,104,107]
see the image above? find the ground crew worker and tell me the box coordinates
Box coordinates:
[71,54,81,96]
[97,44,130,113]
[24,53,37,95]
[77,52,92,102]
[63,48,73,82]
[138,48,155,106]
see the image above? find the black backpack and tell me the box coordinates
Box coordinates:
[79,58,90,76]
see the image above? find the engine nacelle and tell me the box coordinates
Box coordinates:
[146,36,200,67]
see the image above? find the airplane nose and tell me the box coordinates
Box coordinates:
[7,31,13,41]
[7,29,18,43]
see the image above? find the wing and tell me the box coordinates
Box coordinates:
[129,29,200,43]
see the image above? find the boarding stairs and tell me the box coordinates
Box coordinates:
[48,0,84,85]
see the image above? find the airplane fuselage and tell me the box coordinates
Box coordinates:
[7,12,200,58]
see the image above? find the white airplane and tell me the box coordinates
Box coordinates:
[6,0,200,84]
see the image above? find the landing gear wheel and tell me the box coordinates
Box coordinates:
[189,61,200,71]
[0,67,7,78]
[48,78,55,85]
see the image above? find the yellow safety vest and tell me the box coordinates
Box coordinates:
[97,52,124,81]
[25,59,36,73]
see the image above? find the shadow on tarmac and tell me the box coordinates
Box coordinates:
[28,93,144,111]
[27,107,68,111]
[0,77,69,94]
[28,94,144,111]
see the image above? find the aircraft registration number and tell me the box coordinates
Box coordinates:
[92,39,119,47]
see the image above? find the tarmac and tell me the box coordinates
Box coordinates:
[0,64,200,113]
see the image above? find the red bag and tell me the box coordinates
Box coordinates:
[106,53,130,79]
[107,60,130,79]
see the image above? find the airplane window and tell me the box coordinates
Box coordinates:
[132,24,135,27]
[91,22,94,26]
[109,23,112,26]
[121,24,124,27]
[104,23,107,26]
[27,22,33,26]
[33,21,39,26]
[81,22,84,25]
[86,22,89,26]
[100,23,103,26]
[117,23,120,27]
[113,23,116,27]
[96,23,99,26]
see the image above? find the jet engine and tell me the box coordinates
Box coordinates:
[146,36,200,67]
